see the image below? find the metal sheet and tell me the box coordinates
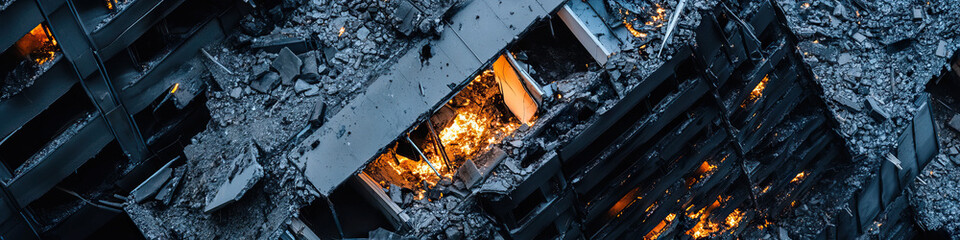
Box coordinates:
[566,0,623,54]
[494,54,539,124]
[557,5,611,65]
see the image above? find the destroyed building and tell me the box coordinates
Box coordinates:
[0,0,959,239]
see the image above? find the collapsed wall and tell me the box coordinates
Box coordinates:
[477,2,853,239]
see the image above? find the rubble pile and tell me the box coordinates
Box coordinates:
[397,187,503,239]
[123,0,459,238]
[1,61,41,101]
[770,0,960,237]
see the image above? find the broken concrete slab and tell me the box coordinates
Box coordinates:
[321,46,338,65]
[154,171,181,205]
[251,37,319,54]
[395,0,422,36]
[799,41,838,62]
[456,159,482,187]
[833,95,863,112]
[304,86,320,96]
[251,72,281,93]
[852,32,867,42]
[131,165,173,203]
[838,53,854,65]
[272,47,303,85]
[948,114,960,133]
[294,79,311,93]
[389,184,402,205]
[936,40,949,58]
[357,27,371,41]
[300,51,320,83]
[204,158,264,213]
[230,87,242,98]
[866,96,889,122]
[309,101,326,127]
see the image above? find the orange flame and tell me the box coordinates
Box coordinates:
[790,171,807,184]
[742,75,770,108]
[15,23,59,65]
[438,71,520,160]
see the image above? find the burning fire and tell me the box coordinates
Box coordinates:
[686,161,717,187]
[338,26,346,37]
[365,142,452,200]
[624,21,647,38]
[790,171,807,184]
[438,71,521,161]
[15,23,59,65]
[439,111,489,157]
[618,4,667,38]
[364,70,524,199]
[742,75,770,108]
[684,197,745,239]
[725,209,745,229]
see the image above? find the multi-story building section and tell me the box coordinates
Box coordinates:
[0,0,245,238]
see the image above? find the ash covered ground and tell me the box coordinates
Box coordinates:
[119,0,960,238]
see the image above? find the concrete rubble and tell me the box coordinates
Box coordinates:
[99,0,960,238]
[771,0,960,238]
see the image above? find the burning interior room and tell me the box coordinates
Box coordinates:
[1,0,960,239]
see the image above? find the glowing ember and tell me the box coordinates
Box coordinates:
[685,197,744,239]
[106,0,114,10]
[686,161,717,187]
[760,185,771,194]
[757,219,772,230]
[685,199,722,238]
[742,74,770,108]
[624,21,647,38]
[790,171,807,184]
[724,209,745,229]
[617,4,667,38]
[643,213,676,240]
[15,23,59,65]
[364,142,451,198]
[607,188,642,218]
[696,161,716,175]
[338,27,346,37]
